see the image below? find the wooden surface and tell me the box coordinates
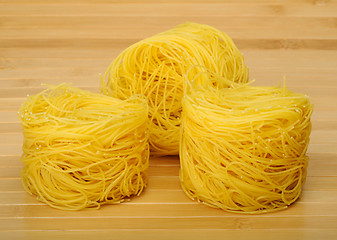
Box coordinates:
[1,0,337,239]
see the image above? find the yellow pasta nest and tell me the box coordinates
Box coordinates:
[18,84,149,210]
[180,81,313,213]
[101,22,249,155]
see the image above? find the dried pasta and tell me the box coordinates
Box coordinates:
[101,22,249,155]
[180,75,313,213]
[18,84,149,210]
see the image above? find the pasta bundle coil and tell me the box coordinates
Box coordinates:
[101,22,249,155]
[180,80,313,213]
[18,84,149,210]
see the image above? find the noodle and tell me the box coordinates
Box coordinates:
[18,84,149,210]
[101,22,249,155]
[180,75,313,213]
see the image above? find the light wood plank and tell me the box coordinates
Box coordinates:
[0,16,336,40]
[1,201,337,218]
[0,229,336,240]
[1,16,337,38]
[2,0,337,4]
[0,216,337,233]
[0,3,336,17]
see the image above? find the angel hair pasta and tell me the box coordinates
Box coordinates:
[101,22,249,155]
[18,84,149,210]
[180,77,313,213]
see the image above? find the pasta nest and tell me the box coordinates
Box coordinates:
[180,77,313,213]
[101,22,249,155]
[18,84,149,210]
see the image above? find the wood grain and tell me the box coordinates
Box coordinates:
[1,1,337,240]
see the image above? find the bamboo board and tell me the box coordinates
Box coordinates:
[1,0,337,239]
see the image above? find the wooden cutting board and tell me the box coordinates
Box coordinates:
[1,0,337,239]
